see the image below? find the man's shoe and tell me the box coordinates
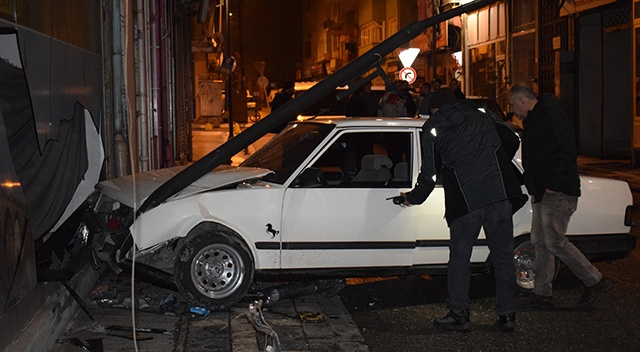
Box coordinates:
[578,277,612,308]
[433,310,470,331]
[496,312,516,332]
[518,294,554,309]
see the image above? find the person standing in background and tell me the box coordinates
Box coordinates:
[417,81,433,117]
[507,83,612,310]
[269,80,295,133]
[450,78,466,99]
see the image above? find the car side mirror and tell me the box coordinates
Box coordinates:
[292,168,325,187]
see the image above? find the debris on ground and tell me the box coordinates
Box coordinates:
[248,300,281,352]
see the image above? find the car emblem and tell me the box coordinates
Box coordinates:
[265,223,279,238]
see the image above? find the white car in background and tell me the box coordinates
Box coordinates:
[90,116,635,309]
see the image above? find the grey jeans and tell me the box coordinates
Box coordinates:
[531,191,602,296]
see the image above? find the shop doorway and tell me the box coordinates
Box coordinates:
[578,11,632,159]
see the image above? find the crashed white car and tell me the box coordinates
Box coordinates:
[91,117,635,309]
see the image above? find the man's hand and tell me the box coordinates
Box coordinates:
[387,193,410,206]
[400,192,410,206]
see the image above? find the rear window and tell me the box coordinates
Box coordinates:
[295,89,349,116]
[295,88,384,116]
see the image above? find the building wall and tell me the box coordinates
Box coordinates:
[356,0,386,57]
[300,0,359,80]
[0,2,103,152]
[0,1,103,346]
[0,120,36,319]
[578,12,604,157]
[464,2,507,104]
[0,0,102,55]
[0,115,37,350]
[566,1,632,159]
[241,0,302,90]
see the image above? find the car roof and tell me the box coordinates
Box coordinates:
[467,96,507,120]
[298,116,426,128]
[294,81,386,92]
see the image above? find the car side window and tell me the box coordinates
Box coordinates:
[300,131,412,188]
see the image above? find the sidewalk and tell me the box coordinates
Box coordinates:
[53,271,368,351]
[191,121,272,164]
[192,107,273,165]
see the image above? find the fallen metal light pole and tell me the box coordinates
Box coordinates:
[138,0,496,214]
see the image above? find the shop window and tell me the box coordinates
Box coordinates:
[332,34,341,58]
[513,0,536,33]
[468,12,478,45]
[467,2,505,46]
[512,32,537,86]
[470,45,497,99]
[305,40,312,59]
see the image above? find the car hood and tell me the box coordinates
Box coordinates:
[96,165,272,208]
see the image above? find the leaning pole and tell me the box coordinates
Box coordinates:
[138,0,496,214]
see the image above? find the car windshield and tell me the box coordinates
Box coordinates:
[240,122,335,184]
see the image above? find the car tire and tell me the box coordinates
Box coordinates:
[174,225,254,310]
[513,236,560,291]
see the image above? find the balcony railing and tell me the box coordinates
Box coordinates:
[360,21,384,47]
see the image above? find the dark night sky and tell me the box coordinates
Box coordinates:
[240,0,303,88]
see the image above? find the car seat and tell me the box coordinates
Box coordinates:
[392,161,409,182]
[351,154,393,183]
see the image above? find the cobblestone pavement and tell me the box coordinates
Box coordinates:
[53,272,368,352]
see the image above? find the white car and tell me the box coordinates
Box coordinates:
[91,117,635,309]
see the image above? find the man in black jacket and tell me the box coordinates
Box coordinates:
[394,88,522,332]
[269,80,296,133]
[507,83,611,309]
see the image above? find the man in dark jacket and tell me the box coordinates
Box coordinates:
[346,81,379,117]
[394,88,522,332]
[269,80,295,133]
[507,83,611,309]
[449,78,466,100]
[270,80,295,111]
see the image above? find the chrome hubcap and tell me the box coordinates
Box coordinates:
[190,243,244,299]
[514,240,536,289]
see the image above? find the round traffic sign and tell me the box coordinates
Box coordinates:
[400,67,417,84]
[257,75,269,89]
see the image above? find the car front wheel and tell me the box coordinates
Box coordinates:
[174,226,254,310]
